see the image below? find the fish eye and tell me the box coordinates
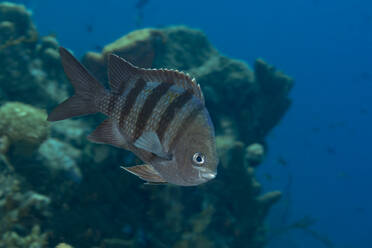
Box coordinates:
[192,152,205,166]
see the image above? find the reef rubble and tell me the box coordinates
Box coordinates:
[0,2,293,248]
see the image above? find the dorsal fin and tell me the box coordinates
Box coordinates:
[108,54,139,94]
[140,68,205,105]
[107,54,205,104]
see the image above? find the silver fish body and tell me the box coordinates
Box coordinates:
[48,47,218,186]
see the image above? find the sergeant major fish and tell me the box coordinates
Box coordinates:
[48,47,218,186]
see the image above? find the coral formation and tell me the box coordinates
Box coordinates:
[245,143,265,167]
[0,157,50,248]
[0,102,50,155]
[0,225,48,248]
[0,2,293,248]
[0,2,69,108]
[55,243,74,248]
[37,138,83,183]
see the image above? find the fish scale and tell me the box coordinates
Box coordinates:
[146,85,187,137]
[101,81,192,147]
[134,82,173,140]
[162,97,199,150]
[121,82,153,139]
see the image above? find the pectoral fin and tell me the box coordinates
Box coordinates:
[121,164,166,184]
[133,131,172,160]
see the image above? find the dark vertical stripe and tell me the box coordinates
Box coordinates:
[156,90,193,142]
[116,79,128,95]
[169,104,203,150]
[107,93,119,114]
[134,82,173,140]
[119,78,146,127]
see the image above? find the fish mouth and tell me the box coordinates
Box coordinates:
[180,170,216,186]
[198,168,217,181]
[201,171,216,180]
[178,167,217,186]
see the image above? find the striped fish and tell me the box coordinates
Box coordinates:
[48,47,218,186]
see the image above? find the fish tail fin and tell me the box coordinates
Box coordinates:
[47,47,106,121]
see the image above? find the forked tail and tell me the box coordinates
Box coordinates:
[47,47,105,121]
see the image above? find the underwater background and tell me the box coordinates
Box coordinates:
[0,0,371,247]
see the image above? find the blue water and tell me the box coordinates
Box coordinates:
[19,0,372,247]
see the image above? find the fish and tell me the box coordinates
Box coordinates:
[135,0,149,27]
[48,47,218,186]
[326,146,336,155]
[85,24,93,33]
[360,108,368,115]
[277,156,287,166]
[93,45,103,52]
[263,173,273,182]
[311,127,320,133]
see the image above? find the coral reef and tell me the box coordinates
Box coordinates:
[0,156,50,248]
[0,2,293,248]
[0,102,50,156]
[245,143,265,167]
[0,2,70,108]
[55,244,74,248]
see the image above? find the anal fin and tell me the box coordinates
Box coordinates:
[87,119,127,148]
[121,164,166,184]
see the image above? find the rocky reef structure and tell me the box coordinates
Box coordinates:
[0,155,50,248]
[0,2,293,248]
[0,2,70,109]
